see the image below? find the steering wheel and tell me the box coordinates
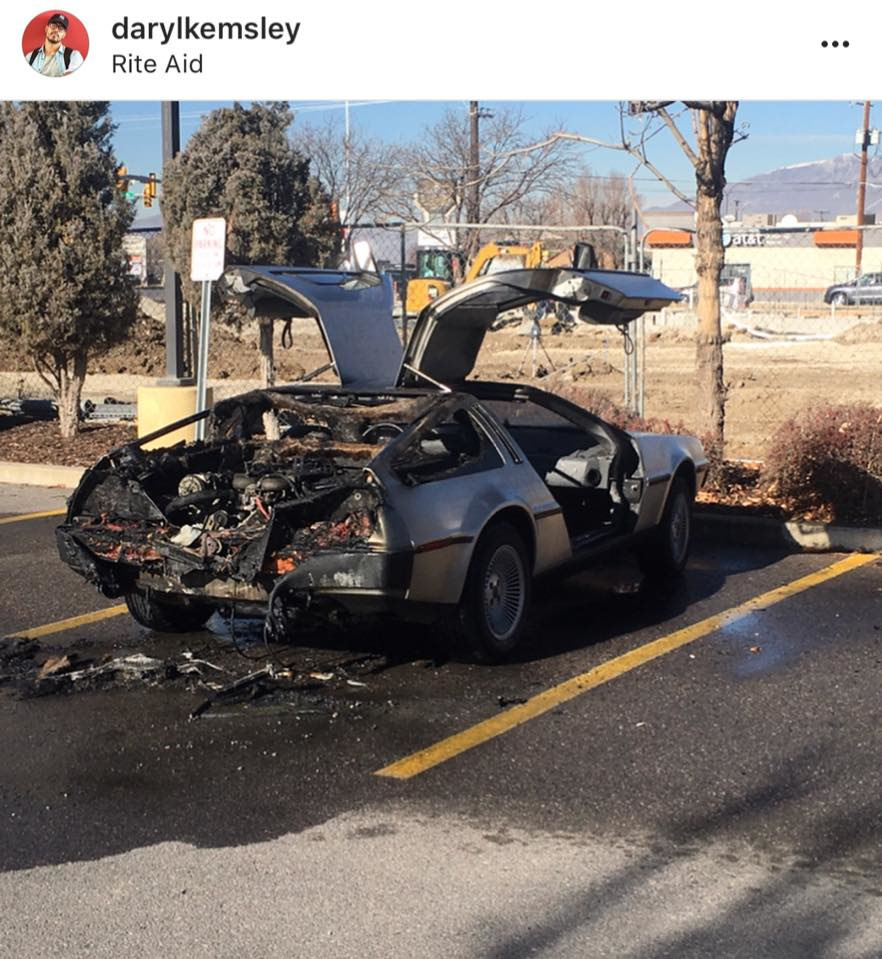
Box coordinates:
[362,422,405,443]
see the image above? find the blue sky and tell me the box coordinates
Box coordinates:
[111,100,873,217]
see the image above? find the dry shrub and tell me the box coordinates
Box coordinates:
[762,404,882,525]
[550,385,687,435]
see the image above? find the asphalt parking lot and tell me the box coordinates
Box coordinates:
[1,484,881,958]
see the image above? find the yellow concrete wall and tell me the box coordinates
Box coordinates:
[137,385,213,450]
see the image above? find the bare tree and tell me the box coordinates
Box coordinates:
[395,105,576,259]
[549,102,744,447]
[522,167,633,267]
[295,117,404,226]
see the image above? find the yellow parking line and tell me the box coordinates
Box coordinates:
[0,508,66,525]
[10,604,128,641]
[376,552,878,780]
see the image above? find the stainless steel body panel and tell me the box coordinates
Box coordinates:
[373,437,572,605]
[630,433,709,531]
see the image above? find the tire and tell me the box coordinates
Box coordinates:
[447,522,531,663]
[637,478,693,580]
[831,292,849,306]
[125,588,213,633]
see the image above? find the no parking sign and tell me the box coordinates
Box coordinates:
[190,217,226,281]
[191,217,226,438]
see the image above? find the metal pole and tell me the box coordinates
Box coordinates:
[402,221,627,235]
[855,100,871,277]
[194,280,212,441]
[638,314,646,417]
[623,229,633,408]
[343,100,351,226]
[161,101,189,383]
[400,223,408,345]
[631,334,640,413]
[630,211,639,272]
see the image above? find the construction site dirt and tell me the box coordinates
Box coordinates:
[1,311,881,462]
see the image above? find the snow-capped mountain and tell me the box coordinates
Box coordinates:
[664,154,882,219]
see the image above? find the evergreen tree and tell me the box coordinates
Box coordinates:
[162,102,341,389]
[162,101,341,309]
[0,101,138,438]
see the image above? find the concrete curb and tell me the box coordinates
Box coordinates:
[1,460,879,554]
[694,510,882,553]
[0,460,84,489]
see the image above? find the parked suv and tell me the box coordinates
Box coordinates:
[824,273,882,305]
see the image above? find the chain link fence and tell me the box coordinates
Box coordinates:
[642,224,882,457]
[2,222,879,462]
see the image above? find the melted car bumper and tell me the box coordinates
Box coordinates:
[57,522,413,610]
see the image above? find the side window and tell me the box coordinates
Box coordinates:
[482,398,579,430]
[393,409,503,485]
[480,397,607,470]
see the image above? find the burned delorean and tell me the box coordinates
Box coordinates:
[57,263,707,660]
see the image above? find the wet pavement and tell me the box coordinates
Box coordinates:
[1,485,881,957]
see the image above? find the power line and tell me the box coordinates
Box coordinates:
[112,101,395,127]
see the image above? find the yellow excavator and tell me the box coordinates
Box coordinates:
[405,241,546,315]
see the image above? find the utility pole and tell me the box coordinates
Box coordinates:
[467,101,492,258]
[855,100,872,277]
[161,101,189,383]
[467,101,480,226]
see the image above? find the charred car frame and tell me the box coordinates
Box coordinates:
[57,263,708,660]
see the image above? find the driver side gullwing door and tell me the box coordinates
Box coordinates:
[219,265,404,388]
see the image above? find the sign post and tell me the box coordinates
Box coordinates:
[190,217,226,440]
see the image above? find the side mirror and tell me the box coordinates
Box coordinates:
[573,242,597,270]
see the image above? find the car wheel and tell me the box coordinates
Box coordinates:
[831,292,849,306]
[449,522,531,663]
[637,478,693,580]
[125,588,213,633]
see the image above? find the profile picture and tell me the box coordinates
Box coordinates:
[22,10,89,76]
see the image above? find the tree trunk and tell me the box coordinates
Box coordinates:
[57,350,87,440]
[258,319,275,388]
[258,320,280,440]
[693,189,726,448]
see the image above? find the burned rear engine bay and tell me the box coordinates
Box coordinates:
[59,390,436,604]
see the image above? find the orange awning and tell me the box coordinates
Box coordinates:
[645,229,693,248]
[814,230,858,247]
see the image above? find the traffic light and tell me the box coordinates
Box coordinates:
[143,172,157,208]
[115,165,129,192]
